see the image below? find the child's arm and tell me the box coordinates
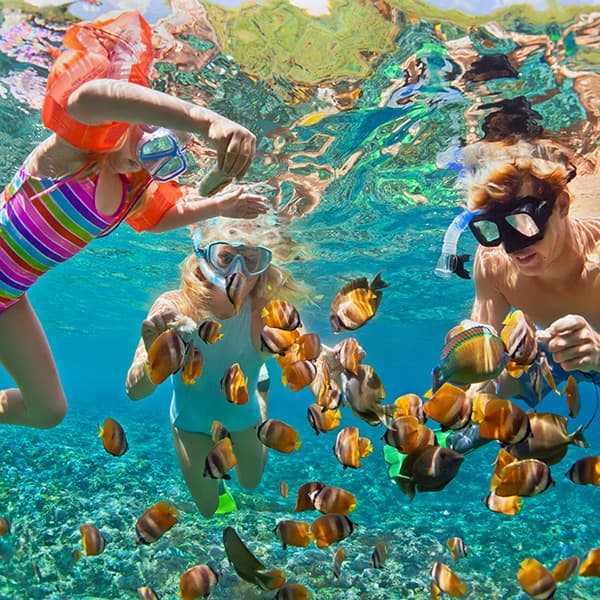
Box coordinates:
[67,79,256,177]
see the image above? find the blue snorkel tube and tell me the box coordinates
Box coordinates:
[434,209,480,280]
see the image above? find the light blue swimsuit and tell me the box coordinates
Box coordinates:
[169,300,266,434]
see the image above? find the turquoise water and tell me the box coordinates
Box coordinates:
[1,1,600,598]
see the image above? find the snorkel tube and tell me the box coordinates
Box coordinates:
[434,209,479,280]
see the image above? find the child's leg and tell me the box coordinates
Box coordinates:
[0,297,66,428]
[231,425,266,489]
[171,425,219,517]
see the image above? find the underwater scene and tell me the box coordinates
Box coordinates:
[1,0,600,598]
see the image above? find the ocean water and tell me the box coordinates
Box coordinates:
[1,1,600,598]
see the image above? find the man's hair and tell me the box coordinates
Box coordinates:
[461,139,576,210]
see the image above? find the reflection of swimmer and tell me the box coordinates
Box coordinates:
[0,11,267,431]
[126,218,312,517]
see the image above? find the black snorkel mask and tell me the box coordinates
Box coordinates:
[468,192,556,254]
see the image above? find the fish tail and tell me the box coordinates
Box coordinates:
[97,424,104,438]
[370,271,389,291]
[294,441,303,452]
[571,424,590,448]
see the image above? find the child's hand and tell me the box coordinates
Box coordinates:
[206,117,256,179]
[215,186,269,219]
[141,310,181,352]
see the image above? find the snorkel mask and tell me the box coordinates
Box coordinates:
[136,127,188,182]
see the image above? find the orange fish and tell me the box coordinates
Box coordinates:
[204,437,237,479]
[518,558,556,599]
[494,459,554,497]
[179,564,220,600]
[424,383,472,430]
[447,537,468,559]
[0,517,10,536]
[392,393,426,423]
[98,417,128,457]
[478,398,531,445]
[261,300,301,330]
[281,360,317,392]
[222,527,287,590]
[333,548,346,580]
[330,272,388,332]
[308,485,356,515]
[279,480,289,498]
[295,333,321,361]
[137,587,160,600]
[294,481,324,512]
[552,556,580,582]
[565,455,600,485]
[261,326,300,355]
[371,540,387,569]
[181,341,204,385]
[334,426,373,469]
[580,547,600,577]
[431,562,467,597]
[314,360,343,412]
[471,392,498,424]
[225,271,248,315]
[501,310,538,376]
[307,404,341,435]
[274,583,313,600]
[211,420,231,443]
[490,448,518,490]
[147,328,185,384]
[563,375,580,418]
[197,320,223,344]
[79,524,106,556]
[135,502,179,545]
[221,363,249,405]
[257,419,302,453]
[342,364,389,426]
[483,491,523,516]
[310,514,355,548]
[333,337,365,376]
[274,520,313,549]
[381,416,421,452]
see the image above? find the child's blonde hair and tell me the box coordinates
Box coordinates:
[461,139,576,210]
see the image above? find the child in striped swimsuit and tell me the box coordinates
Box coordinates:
[0,14,267,430]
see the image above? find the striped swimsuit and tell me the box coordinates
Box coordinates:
[0,165,135,312]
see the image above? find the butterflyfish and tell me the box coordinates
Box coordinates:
[274,520,313,549]
[310,514,355,548]
[563,375,580,418]
[98,417,129,457]
[294,481,324,512]
[295,333,321,361]
[274,583,312,600]
[135,502,179,545]
[565,455,600,485]
[137,587,160,600]
[261,326,300,355]
[381,416,421,453]
[552,556,580,582]
[483,491,523,516]
[471,392,498,424]
[423,383,472,431]
[580,547,600,577]
[0,517,10,536]
[494,458,554,497]
[431,325,507,393]
[211,420,231,443]
[147,328,186,385]
[447,537,468,560]
[204,437,237,479]
[278,480,289,499]
[181,341,204,385]
[478,398,531,446]
[508,413,588,465]
[307,404,341,435]
[501,310,538,376]
[490,448,518,490]
[392,393,426,424]
[393,446,464,500]
[518,558,556,600]
[334,426,373,469]
[330,272,388,333]
[179,564,220,600]
[281,360,317,392]
[342,365,390,426]
[222,526,287,590]
[314,360,343,412]
[333,337,365,376]
[221,363,249,405]
[430,561,467,597]
[371,540,387,569]
[332,548,346,581]
[79,524,105,556]
[261,300,301,331]
[225,271,248,315]
[257,419,302,453]
[197,320,223,344]
[308,485,356,515]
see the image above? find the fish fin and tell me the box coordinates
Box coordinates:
[97,424,104,438]
[294,441,303,451]
[370,271,390,291]
[424,387,433,399]
[222,474,232,480]
[391,475,415,500]
[570,424,590,448]
[431,366,443,395]
[281,374,288,388]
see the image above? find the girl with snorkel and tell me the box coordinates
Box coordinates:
[0,11,267,429]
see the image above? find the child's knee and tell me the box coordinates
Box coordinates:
[38,402,67,428]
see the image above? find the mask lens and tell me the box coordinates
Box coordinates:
[470,220,501,245]
[206,243,272,276]
[505,212,540,237]
[150,156,187,181]
[138,131,177,160]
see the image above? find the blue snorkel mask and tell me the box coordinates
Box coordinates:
[137,127,188,182]
[435,209,479,280]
